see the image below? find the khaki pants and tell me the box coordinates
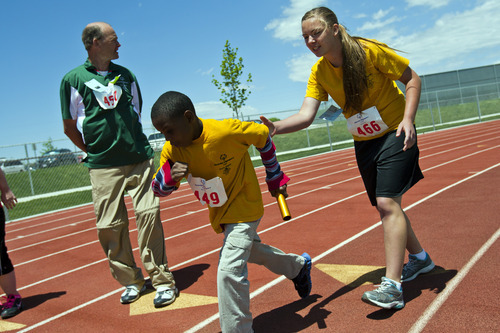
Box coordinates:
[89,159,175,289]
[218,220,305,333]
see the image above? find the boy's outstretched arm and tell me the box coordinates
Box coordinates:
[257,135,290,197]
[152,160,187,197]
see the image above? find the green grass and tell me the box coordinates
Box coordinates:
[4,97,499,221]
[7,164,91,197]
[8,190,93,221]
[415,98,499,128]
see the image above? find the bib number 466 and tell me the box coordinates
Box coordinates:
[357,121,382,136]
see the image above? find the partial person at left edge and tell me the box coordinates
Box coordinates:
[0,168,22,319]
[59,22,178,308]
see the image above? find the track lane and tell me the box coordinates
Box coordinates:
[2,120,498,332]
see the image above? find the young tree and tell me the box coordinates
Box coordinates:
[41,138,56,154]
[212,40,252,120]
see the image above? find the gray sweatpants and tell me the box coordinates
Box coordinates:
[218,219,305,333]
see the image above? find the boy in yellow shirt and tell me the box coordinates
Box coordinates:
[151,91,311,333]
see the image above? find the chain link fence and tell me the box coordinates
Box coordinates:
[2,81,499,222]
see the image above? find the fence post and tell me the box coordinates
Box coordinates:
[306,127,311,147]
[475,86,482,122]
[24,144,35,196]
[325,121,333,151]
[424,92,436,131]
[2,205,8,222]
[435,91,442,124]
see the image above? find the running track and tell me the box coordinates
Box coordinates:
[2,120,499,332]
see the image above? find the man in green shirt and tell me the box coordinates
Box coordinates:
[60,22,177,307]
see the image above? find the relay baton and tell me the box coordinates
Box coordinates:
[277,193,291,221]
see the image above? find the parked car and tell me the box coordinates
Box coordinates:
[0,159,25,174]
[37,149,78,168]
[148,132,166,152]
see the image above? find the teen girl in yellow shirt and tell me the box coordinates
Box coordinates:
[261,6,435,310]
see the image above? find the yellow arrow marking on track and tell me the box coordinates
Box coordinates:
[130,292,218,316]
[0,321,26,332]
[315,264,386,287]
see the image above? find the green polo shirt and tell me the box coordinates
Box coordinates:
[60,59,153,168]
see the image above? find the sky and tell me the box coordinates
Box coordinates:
[1,0,499,156]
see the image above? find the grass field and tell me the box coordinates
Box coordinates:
[5,97,499,221]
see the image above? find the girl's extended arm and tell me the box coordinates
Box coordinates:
[260,97,321,136]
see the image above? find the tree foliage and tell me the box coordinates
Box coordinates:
[212,40,252,120]
[41,138,56,154]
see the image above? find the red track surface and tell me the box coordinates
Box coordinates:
[2,120,500,332]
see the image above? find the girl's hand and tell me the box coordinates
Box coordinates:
[396,119,416,151]
[259,116,276,137]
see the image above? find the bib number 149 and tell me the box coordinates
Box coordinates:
[194,191,221,206]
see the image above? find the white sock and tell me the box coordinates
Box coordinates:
[387,277,402,291]
[413,249,427,261]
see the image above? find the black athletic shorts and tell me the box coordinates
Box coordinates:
[354,129,424,206]
[0,207,14,276]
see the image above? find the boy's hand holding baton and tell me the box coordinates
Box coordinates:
[271,185,291,221]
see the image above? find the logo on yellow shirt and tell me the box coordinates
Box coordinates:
[215,154,233,175]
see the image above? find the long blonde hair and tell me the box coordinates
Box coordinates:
[302,7,378,116]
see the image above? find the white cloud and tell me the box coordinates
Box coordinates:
[194,101,258,120]
[358,15,400,32]
[197,67,214,76]
[358,7,401,32]
[270,0,500,90]
[406,0,450,9]
[194,101,230,119]
[286,53,318,82]
[265,0,327,42]
[373,7,394,21]
[395,0,500,73]
[353,13,368,19]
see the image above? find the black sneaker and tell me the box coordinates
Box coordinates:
[292,253,312,298]
[1,294,22,319]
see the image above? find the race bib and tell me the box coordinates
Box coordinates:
[346,106,389,137]
[188,174,228,207]
[85,76,123,110]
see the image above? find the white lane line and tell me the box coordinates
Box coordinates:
[7,119,494,228]
[15,149,500,330]
[185,163,500,333]
[18,161,499,330]
[15,178,362,287]
[15,188,367,332]
[408,227,500,333]
[16,289,121,333]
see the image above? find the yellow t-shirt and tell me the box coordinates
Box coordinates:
[157,118,269,233]
[306,39,410,141]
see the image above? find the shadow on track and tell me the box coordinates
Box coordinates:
[22,291,67,311]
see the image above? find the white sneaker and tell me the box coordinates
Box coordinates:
[120,284,146,304]
[401,253,435,282]
[154,287,179,308]
[362,277,404,310]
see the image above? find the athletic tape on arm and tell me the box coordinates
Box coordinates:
[256,135,290,191]
[152,160,178,197]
